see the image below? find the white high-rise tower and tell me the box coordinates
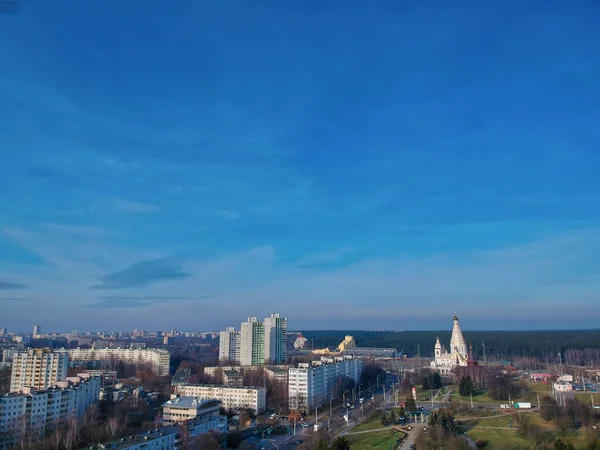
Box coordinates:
[264,313,287,364]
[219,327,241,363]
[240,317,265,366]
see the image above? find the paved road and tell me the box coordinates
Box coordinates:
[463,434,477,448]
[398,423,425,450]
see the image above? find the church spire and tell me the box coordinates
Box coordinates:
[450,315,467,356]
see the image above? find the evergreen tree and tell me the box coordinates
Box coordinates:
[381,413,389,426]
[331,436,351,450]
[316,439,330,450]
[459,375,474,397]
[432,372,442,389]
[554,438,575,450]
[405,396,416,411]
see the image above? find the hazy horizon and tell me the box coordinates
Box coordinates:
[2,1,600,331]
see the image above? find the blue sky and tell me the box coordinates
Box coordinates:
[1,0,600,332]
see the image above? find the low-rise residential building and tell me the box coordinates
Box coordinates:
[173,384,266,414]
[0,373,100,449]
[530,373,551,381]
[288,356,362,412]
[162,397,221,424]
[203,365,291,378]
[81,415,226,450]
[554,381,573,392]
[62,347,170,376]
[222,370,244,387]
[265,367,289,385]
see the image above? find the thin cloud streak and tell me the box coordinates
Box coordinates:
[89,258,190,289]
[0,280,28,290]
[84,295,217,308]
[77,128,307,175]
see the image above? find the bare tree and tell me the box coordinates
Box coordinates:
[179,421,192,450]
[50,420,65,450]
[83,403,99,427]
[193,430,221,449]
[106,414,124,440]
[63,416,80,450]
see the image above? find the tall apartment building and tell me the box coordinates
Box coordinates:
[0,373,101,449]
[32,325,41,338]
[264,313,287,364]
[63,347,170,376]
[173,384,266,414]
[240,317,264,366]
[218,327,241,363]
[9,349,69,393]
[219,313,287,366]
[288,356,363,412]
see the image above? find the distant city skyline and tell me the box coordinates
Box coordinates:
[1,1,600,331]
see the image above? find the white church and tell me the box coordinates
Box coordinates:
[431,315,470,374]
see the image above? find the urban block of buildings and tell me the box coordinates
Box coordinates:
[219,313,287,366]
[82,415,227,450]
[62,347,171,376]
[173,384,266,414]
[288,356,363,411]
[0,373,101,449]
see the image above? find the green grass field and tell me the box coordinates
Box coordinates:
[352,410,387,433]
[462,412,591,449]
[351,408,410,433]
[452,389,503,405]
[346,430,405,450]
[450,381,552,406]
[574,391,600,406]
[463,414,538,449]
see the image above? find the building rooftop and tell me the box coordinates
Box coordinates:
[84,427,178,449]
[162,397,221,409]
[82,416,224,450]
[177,383,266,390]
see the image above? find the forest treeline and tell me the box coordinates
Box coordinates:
[300,329,600,362]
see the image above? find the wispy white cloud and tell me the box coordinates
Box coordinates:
[2,220,600,330]
[295,247,354,268]
[0,280,28,290]
[90,258,189,290]
[91,198,161,214]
